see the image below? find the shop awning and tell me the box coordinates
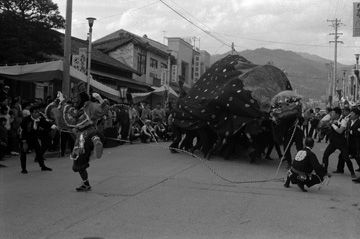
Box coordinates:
[131,85,178,103]
[0,60,133,102]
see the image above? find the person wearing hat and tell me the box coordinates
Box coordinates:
[284,137,328,192]
[19,104,54,174]
[322,107,356,179]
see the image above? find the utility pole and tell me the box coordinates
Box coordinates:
[63,0,72,98]
[328,18,344,106]
[231,42,235,55]
[342,69,347,100]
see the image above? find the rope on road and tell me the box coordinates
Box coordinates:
[98,120,299,185]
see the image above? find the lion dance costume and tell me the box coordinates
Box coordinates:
[45,84,109,191]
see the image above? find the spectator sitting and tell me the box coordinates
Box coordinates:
[129,122,141,142]
[140,120,157,143]
[154,119,167,141]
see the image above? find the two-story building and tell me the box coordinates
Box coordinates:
[94,30,172,88]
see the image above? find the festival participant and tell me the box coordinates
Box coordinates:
[284,137,328,192]
[64,90,108,192]
[322,107,356,179]
[344,108,360,172]
[19,104,54,174]
[318,107,332,143]
[47,85,109,192]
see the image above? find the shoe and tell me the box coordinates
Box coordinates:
[297,183,307,192]
[41,167,52,171]
[284,176,290,188]
[352,177,360,183]
[0,164,6,168]
[332,170,344,174]
[92,136,103,159]
[76,184,91,192]
[356,168,360,172]
[351,174,357,179]
[21,169,28,174]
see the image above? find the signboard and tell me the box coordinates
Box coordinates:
[78,48,87,74]
[71,55,81,71]
[171,65,178,82]
[193,54,200,83]
[354,2,360,37]
[160,68,168,86]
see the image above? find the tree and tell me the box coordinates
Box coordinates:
[0,0,65,64]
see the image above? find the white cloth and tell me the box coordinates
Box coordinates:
[31,117,40,130]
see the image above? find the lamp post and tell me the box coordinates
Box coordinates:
[119,87,128,103]
[86,17,96,95]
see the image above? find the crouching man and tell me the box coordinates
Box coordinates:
[284,137,328,192]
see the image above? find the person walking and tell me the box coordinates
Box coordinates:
[19,104,53,174]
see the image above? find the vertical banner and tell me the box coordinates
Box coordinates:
[354,2,360,37]
[193,54,200,83]
[171,65,178,82]
[78,48,87,74]
[71,55,81,71]
[160,68,167,85]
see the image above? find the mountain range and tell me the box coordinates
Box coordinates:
[210,48,352,100]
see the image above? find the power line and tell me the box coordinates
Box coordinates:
[158,0,232,48]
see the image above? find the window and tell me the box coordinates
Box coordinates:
[161,63,167,69]
[150,58,158,69]
[137,52,147,74]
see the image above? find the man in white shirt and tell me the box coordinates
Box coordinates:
[321,107,356,179]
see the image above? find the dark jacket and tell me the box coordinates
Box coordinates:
[292,147,325,176]
[20,115,52,142]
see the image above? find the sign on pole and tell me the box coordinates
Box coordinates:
[354,2,360,37]
[78,48,87,74]
[71,55,81,71]
[171,65,178,82]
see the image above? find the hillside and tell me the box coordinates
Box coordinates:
[211,48,351,100]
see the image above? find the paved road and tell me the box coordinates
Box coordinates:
[1,141,360,239]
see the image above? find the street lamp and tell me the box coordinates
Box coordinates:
[86,17,96,95]
[119,87,128,103]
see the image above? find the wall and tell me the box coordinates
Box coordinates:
[109,43,134,68]
[168,38,193,88]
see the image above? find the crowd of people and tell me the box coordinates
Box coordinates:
[2,81,360,192]
[0,84,174,172]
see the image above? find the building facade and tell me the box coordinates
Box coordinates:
[200,50,211,76]
[94,30,171,88]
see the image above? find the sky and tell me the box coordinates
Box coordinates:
[53,0,360,65]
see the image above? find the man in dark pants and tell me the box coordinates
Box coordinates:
[19,104,53,174]
[169,125,182,153]
[322,107,356,179]
[0,117,8,167]
[284,137,328,192]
